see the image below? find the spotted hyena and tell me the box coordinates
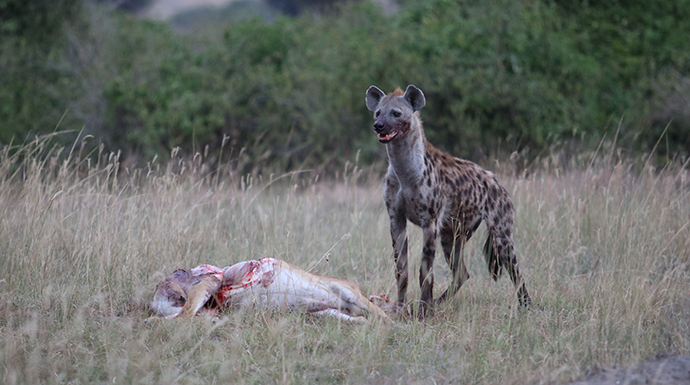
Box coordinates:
[365,85,531,315]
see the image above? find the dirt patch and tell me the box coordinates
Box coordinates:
[565,354,690,385]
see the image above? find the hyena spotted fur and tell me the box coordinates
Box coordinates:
[365,85,531,315]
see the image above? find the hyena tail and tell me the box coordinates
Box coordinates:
[483,234,502,281]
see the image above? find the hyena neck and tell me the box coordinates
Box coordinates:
[386,116,427,186]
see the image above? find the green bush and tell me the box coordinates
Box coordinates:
[0,0,82,144]
[2,0,689,169]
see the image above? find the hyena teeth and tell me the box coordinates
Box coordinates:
[378,131,398,141]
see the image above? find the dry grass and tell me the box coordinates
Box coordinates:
[0,135,688,384]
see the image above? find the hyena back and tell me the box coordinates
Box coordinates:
[365,84,531,315]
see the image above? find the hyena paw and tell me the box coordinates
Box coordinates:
[415,299,436,320]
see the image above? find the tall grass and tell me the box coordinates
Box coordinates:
[0,134,688,384]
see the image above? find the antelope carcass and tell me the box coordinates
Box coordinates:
[150,258,389,323]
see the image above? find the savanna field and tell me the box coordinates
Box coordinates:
[2,0,690,383]
[0,136,688,384]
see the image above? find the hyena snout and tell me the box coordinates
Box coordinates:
[373,120,399,143]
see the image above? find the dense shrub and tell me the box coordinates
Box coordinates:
[0,0,82,144]
[2,0,689,169]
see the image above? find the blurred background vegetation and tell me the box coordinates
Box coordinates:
[1,0,689,172]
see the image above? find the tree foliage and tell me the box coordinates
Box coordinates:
[0,0,82,144]
[1,0,689,168]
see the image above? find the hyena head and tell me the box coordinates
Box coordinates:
[365,84,426,144]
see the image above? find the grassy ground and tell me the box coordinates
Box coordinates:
[0,137,688,384]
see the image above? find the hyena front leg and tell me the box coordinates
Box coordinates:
[389,212,408,310]
[418,223,437,316]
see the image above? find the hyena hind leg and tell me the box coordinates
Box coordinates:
[484,232,532,308]
[437,235,470,303]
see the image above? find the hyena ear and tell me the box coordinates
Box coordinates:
[404,85,426,111]
[366,86,385,111]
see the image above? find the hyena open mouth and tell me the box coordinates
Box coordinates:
[377,131,398,143]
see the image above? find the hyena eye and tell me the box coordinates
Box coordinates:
[392,111,401,118]
[375,110,381,117]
